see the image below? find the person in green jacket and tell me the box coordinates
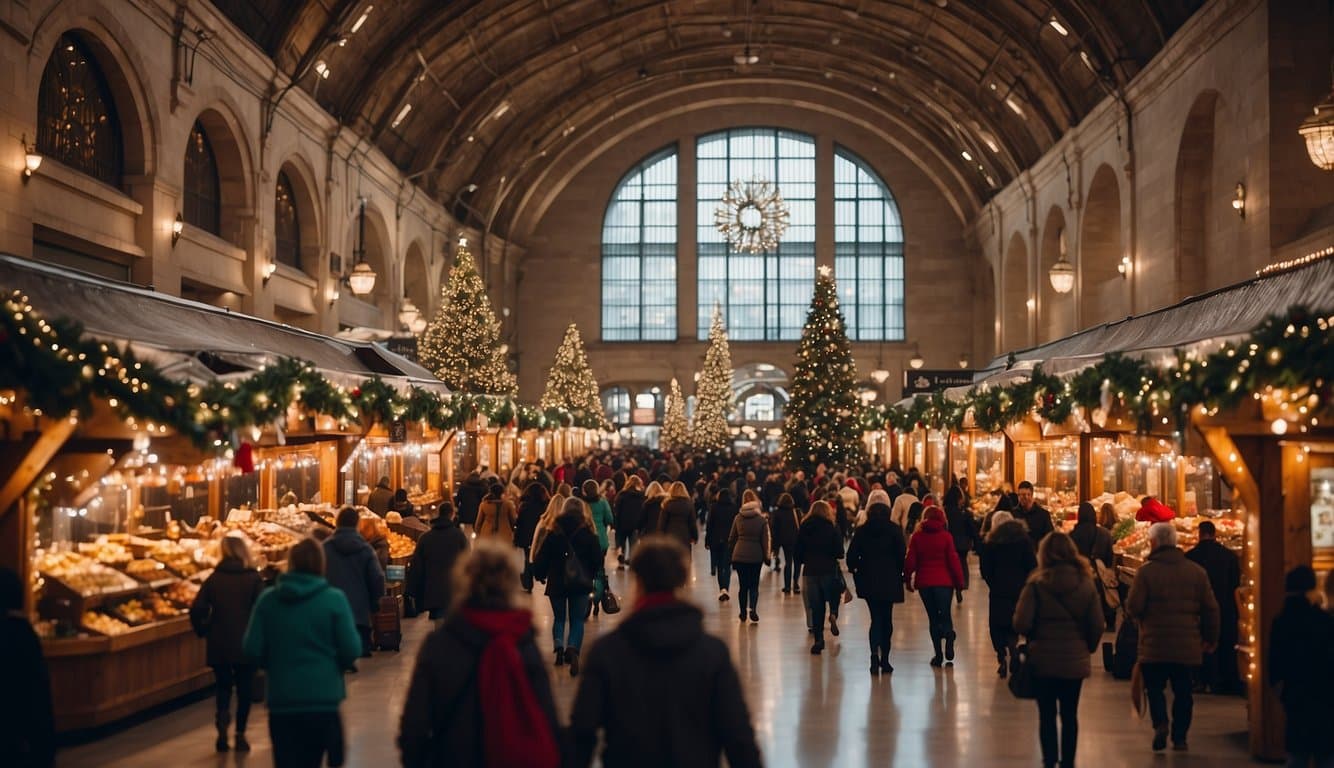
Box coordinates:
[244,537,362,768]
[582,480,615,614]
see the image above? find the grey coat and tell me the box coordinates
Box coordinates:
[727,502,771,564]
[1013,562,1105,679]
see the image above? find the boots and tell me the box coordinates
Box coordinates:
[566,649,580,677]
[234,733,250,752]
[997,649,1008,678]
[930,637,944,667]
[880,647,894,674]
[215,711,230,753]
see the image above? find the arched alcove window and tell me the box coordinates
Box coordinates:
[37,33,123,187]
[697,128,815,340]
[274,171,301,270]
[834,148,905,340]
[601,148,677,341]
[602,386,631,426]
[183,120,221,235]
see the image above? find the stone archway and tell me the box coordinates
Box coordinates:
[1079,164,1126,327]
[1175,91,1219,301]
[1001,231,1030,353]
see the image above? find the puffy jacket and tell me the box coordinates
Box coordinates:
[979,521,1037,600]
[845,513,906,603]
[613,489,646,533]
[586,496,614,551]
[515,496,547,548]
[794,515,844,577]
[903,509,964,590]
[1013,562,1105,679]
[1126,546,1220,665]
[727,502,771,564]
[531,513,603,599]
[323,527,386,626]
[405,516,470,615]
[1136,497,1176,523]
[190,556,264,665]
[242,572,362,713]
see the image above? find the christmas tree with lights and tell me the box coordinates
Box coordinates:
[661,377,689,450]
[691,306,734,454]
[783,266,864,472]
[418,237,517,395]
[539,323,606,427]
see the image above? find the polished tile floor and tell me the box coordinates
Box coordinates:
[61,548,1254,767]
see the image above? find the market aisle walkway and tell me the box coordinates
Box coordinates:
[59,545,1252,767]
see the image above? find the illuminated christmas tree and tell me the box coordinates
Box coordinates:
[690,306,734,454]
[418,237,517,395]
[783,266,864,472]
[661,377,689,450]
[539,322,606,427]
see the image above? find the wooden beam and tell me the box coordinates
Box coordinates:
[0,419,77,524]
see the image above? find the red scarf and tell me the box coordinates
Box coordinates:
[460,608,559,768]
[634,590,679,612]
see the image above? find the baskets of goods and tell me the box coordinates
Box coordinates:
[224,521,300,562]
[124,558,169,582]
[266,506,314,534]
[37,551,140,596]
[161,579,200,607]
[145,591,184,619]
[78,540,133,566]
[81,610,132,637]
[387,530,416,560]
[108,597,156,626]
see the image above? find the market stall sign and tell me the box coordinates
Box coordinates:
[386,335,418,363]
[389,419,407,443]
[903,370,975,396]
[631,407,656,425]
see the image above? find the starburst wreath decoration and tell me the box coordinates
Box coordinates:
[714,178,791,253]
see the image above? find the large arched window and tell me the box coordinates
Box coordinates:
[274,171,301,270]
[37,34,123,187]
[834,149,905,340]
[183,121,221,235]
[697,128,815,340]
[601,149,677,341]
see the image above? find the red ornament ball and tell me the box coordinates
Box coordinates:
[351,387,362,398]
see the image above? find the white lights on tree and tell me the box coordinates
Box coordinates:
[540,323,606,427]
[714,178,790,253]
[691,306,735,453]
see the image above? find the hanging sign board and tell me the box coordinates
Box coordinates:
[903,369,975,396]
[386,336,419,362]
[390,419,407,443]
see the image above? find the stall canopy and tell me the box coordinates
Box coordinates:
[0,255,447,391]
[976,257,1334,382]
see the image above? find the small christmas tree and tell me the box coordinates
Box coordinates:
[539,323,606,427]
[418,237,517,395]
[690,306,734,454]
[783,266,864,472]
[661,377,689,450]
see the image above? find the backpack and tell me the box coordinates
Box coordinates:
[562,541,593,593]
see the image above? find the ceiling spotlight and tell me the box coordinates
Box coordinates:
[830,34,841,45]
[491,101,511,120]
[721,24,733,38]
[1006,96,1025,118]
[961,149,973,161]
[734,46,758,66]
[350,5,373,33]
[314,60,330,79]
[466,134,474,142]
[824,70,834,79]
[638,65,648,79]
[1049,18,1069,36]
[1080,51,1098,73]
[958,354,970,369]
[391,102,412,128]
[982,134,1000,153]
[464,183,478,193]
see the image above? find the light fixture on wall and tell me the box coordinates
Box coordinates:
[908,343,925,370]
[346,198,376,295]
[1048,227,1075,293]
[1025,297,1036,312]
[958,353,970,369]
[398,297,420,327]
[1117,255,1132,277]
[262,261,277,283]
[328,286,340,305]
[171,213,184,246]
[1232,182,1246,219]
[1299,62,1334,170]
[19,135,41,181]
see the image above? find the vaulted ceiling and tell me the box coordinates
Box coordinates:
[210,0,1203,237]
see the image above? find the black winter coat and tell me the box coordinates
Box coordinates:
[0,615,54,768]
[1012,504,1054,547]
[613,489,646,533]
[398,613,558,768]
[1185,539,1241,622]
[532,514,602,599]
[323,528,386,626]
[787,483,811,515]
[705,499,738,549]
[405,517,470,615]
[189,557,263,665]
[658,497,699,548]
[515,497,546,548]
[761,479,785,511]
[639,496,664,536]
[794,515,844,577]
[1267,594,1334,755]
[980,521,1038,600]
[846,518,907,603]
[945,504,979,553]
[569,601,762,768]
[770,502,801,551]
[454,477,487,525]
[1070,521,1114,569]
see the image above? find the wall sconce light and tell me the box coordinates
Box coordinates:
[1117,255,1132,277]
[1232,182,1246,218]
[171,213,184,246]
[958,353,970,369]
[262,262,277,283]
[1025,297,1036,312]
[328,286,340,305]
[20,135,41,181]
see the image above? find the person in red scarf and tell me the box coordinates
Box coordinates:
[398,540,560,768]
[570,535,762,768]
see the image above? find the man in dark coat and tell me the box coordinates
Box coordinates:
[570,537,762,768]
[366,476,395,517]
[979,511,1037,676]
[845,503,906,673]
[1012,481,1054,547]
[1069,502,1113,569]
[324,506,386,656]
[454,471,488,529]
[1185,521,1242,693]
[406,503,470,619]
[1268,566,1334,767]
[0,566,55,768]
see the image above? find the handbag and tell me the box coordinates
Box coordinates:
[1008,643,1038,699]
[601,590,622,615]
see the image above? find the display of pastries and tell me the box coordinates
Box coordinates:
[161,580,200,606]
[387,531,415,559]
[78,540,133,566]
[37,551,140,596]
[124,558,167,581]
[266,506,314,533]
[111,598,154,625]
[82,610,132,636]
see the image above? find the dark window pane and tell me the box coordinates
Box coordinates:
[183,120,221,235]
[274,171,301,270]
[37,34,123,187]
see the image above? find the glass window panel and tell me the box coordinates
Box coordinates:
[834,148,905,340]
[602,148,678,340]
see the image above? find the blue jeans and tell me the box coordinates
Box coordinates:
[710,546,732,591]
[803,572,841,643]
[550,593,590,652]
[918,586,955,646]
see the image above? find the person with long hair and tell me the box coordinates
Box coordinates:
[530,484,572,565]
[398,541,560,768]
[658,481,699,551]
[639,481,667,539]
[943,485,978,604]
[979,510,1037,677]
[795,500,845,654]
[582,479,615,616]
[903,505,964,667]
[771,492,803,594]
[705,488,739,601]
[531,496,602,675]
[515,483,550,592]
[846,500,906,674]
[612,475,646,566]
[1013,532,1105,768]
[728,489,771,623]
[190,534,264,752]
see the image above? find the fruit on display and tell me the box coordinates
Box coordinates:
[78,540,133,566]
[266,506,313,533]
[112,598,154,625]
[145,591,184,619]
[161,580,200,606]
[124,559,167,581]
[82,610,132,636]
[37,551,139,596]
[387,531,415,559]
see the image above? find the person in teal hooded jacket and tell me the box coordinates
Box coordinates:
[244,537,362,768]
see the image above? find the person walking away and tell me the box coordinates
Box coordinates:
[0,566,55,768]
[728,491,771,623]
[771,493,803,594]
[515,483,549,591]
[398,541,561,768]
[243,538,362,768]
[1097,502,1118,532]
[454,471,488,532]
[190,534,264,752]
[405,502,470,620]
[366,476,394,517]
[904,505,965,667]
[705,489,739,601]
[531,496,602,675]
[795,500,845,654]
[890,489,919,532]
[1013,532,1104,768]
[582,480,615,615]
[569,536,763,768]
[944,486,978,604]
[659,481,699,551]
[612,476,645,566]
[1126,522,1220,752]
[846,501,906,674]
[1268,565,1334,768]
[1069,502,1113,569]
[639,481,667,539]
[357,516,390,574]
[979,511,1037,677]
[474,483,518,543]
[323,506,386,657]
[1013,481,1055,548]
[1185,520,1242,694]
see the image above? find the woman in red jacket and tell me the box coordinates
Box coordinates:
[904,505,965,667]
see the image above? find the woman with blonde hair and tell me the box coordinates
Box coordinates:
[1014,532,1105,768]
[658,481,699,551]
[398,541,560,768]
[191,534,263,752]
[613,475,646,565]
[532,496,603,675]
[639,481,667,536]
[795,500,846,654]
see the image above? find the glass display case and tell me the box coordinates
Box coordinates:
[1013,437,1079,517]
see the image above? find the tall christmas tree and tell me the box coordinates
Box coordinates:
[783,266,864,472]
[539,323,606,427]
[418,237,517,395]
[661,377,689,450]
[690,306,734,454]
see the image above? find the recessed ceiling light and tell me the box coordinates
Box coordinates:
[466,135,474,142]
[350,5,373,34]
[314,60,330,79]
[465,183,478,193]
[830,34,841,45]
[1048,18,1069,36]
[982,134,1000,153]
[888,71,896,80]
[961,149,973,161]
[986,175,996,186]
[1080,50,1097,73]
[391,102,412,128]
[492,101,511,119]
[1006,96,1025,117]
[989,82,997,91]
[824,70,834,79]
[721,24,733,38]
